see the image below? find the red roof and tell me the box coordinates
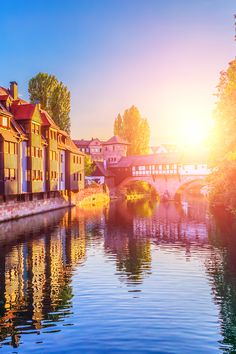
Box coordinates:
[12,104,36,120]
[92,161,115,177]
[73,138,102,147]
[112,151,209,168]
[65,137,85,155]
[103,135,130,145]
[0,87,11,101]
[40,109,60,130]
[0,102,12,116]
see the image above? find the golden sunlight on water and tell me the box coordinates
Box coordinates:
[0,198,236,353]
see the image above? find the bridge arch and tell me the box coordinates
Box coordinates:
[116,176,161,197]
[115,175,208,201]
[174,178,208,201]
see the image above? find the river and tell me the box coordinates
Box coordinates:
[0,197,236,353]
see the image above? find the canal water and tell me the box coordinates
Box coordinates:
[0,197,236,353]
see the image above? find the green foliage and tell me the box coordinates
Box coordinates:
[28,72,71,134]
[84,154,95,176]
[113,106,150,155]
[210,59,236,212]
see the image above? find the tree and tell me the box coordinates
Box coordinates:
[113,106,150,155]
[210,59,236,212]
[114,113,123,136]
[28,72,71,134]
[84,154,95,176]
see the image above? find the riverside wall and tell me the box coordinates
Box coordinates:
[0,186,109,222]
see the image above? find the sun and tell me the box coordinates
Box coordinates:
[166,97,214,149]
[182,120,207,146]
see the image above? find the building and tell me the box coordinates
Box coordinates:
[74,135,129,165]
[73,138,103,161]
[86,160,115,190]
[0,82,85,197]
[108,151,210,185]
[102,135,129,164]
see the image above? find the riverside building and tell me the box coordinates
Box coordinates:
[0,82,85,199]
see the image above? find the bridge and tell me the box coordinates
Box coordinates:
[108,152,210,200]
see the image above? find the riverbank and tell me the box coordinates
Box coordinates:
[0,185,109,222]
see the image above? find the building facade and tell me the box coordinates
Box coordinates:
[0,82,85,197]
[74,135,129,165]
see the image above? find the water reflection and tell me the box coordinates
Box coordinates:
[206,211,236,353]
[0,208,86,347]
[1,198,236,352]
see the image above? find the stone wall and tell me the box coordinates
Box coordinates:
[0,195,70,222]
[0,185,109,222]
[71,185,109,206]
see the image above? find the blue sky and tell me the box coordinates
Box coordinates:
[1,0,236,143]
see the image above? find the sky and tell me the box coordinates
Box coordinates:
[1,0,236,144]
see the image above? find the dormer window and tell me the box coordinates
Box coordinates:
[0,116,8,128]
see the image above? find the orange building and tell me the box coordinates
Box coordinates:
[0,82,84,197]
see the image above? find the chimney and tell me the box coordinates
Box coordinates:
[10,81,18,100]
[34,99,41,110]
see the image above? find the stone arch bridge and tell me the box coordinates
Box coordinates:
[115,174,208,200]
[108,153,210,200]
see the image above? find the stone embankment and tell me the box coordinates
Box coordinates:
[0,186,109,222]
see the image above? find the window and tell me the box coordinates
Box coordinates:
[61,173,63,181]
[35,124,40,135]
[1,117,8,127]
[4,141,17,154]
[32,170,36,180]
[50,151,57,160]
[79,173,82,181]
[4,169,10,180]
[27,170,31,181]
[61,154,63,163]
[10,169,16,180]
[4,142,10,154]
